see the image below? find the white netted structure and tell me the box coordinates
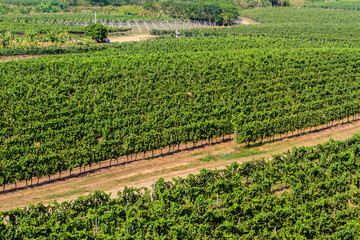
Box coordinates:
[43,20,215,33]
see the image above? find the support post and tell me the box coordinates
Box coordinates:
[95,217,97,238]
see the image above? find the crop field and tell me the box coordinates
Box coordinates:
[1,12,211,33]
[2,134,360,238]
[169,7,360,41]
[3,35,360,189]
[304,0,360,10]
[1,0,360,238]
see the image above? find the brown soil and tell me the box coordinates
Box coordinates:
[235,17,260,25]
[0,55,43,62]
[1,119,360,211]
[238,19,252,25]
[273,187,290,196]
[108,34,155,43]
[349,199,358,208]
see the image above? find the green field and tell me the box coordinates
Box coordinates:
[2,135,360,238]
[2,2,360,239]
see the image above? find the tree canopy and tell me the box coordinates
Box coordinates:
[85,23,109,43]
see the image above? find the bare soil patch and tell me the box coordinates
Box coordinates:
[273,186,290,196]
[0,55,42,62]
[234,17,260,25]
[108,34,155,43]
[349,199,358,208]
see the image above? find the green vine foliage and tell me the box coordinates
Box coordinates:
[1,34,360,187]
[85,23,109,43]
[2,135,360,238]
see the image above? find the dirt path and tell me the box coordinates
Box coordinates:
[108,34,155,43]
[0,55,44,62]
[1,120,360,211]
[234,17,260,25]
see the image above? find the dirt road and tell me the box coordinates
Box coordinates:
[1,120,360,211]
[108,34,155,43]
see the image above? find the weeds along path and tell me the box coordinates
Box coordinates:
[1,119,360,211]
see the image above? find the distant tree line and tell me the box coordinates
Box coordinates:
[143,0,238,25]
[85,0,289,25]
[87,0,142,6]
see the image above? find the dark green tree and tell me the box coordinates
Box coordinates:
[85,23,109,43]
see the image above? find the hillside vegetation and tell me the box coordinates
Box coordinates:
[2,4,360,239]
[2,34,360,188]
[2,135,360,238]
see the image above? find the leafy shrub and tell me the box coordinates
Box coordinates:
[85,23,108,43]
[19,6,31,14]
[0,4,10,14]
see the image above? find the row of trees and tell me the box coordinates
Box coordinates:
[144,0,238,25]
